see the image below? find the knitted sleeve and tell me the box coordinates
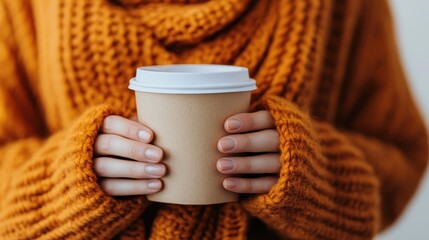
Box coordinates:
[0,2,148,239]
[242,1,428,239]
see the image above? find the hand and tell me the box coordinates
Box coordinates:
[217,110,280,194]
[94,115,165,196]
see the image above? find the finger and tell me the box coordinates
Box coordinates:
[99,179,163,196]
[217,153,281,174]
[94,157,166,179]
[224,110,275,133]
[223,177,278,194]
[218,129,279,153]
[95,134,163,162]
[103,115,153,143]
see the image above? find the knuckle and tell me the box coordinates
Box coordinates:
[267,177,278,190]
[94,158,106,175]
[241,135,252,150]
[129,163,144,178]
[247,115,255,129]
[97,135,112,152]
[130,143,143,159]
[263,110,274,122]
[129,163,137,178]
[274,154,282,170]
[133,182,139,194]
[103,116,113,131]
[100,180,115,195]
[271,130,280,148]
[277,163,282,172]
[272,129,280,140]
[126,124,139,138]
[239,113,253,130]
[242,180,253,193]
[133,181,145,194]
[241,158,252,172]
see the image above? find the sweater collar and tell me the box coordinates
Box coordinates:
[114,0,209,7]
[114,0,252,46]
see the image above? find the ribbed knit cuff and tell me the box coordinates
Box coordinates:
[241,96,380,240]
[0,104,149,239]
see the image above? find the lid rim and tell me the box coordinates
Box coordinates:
[129,64,257,94]
[136,64,248,74]
[130,78,256,89]
[128,85,256,94]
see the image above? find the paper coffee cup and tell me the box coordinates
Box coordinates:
[129,64,257,205]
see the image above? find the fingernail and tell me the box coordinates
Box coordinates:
[218,159,235,171]
[148,180,162,190]
[145,148,161,161]
[224,179,237,190]
[219,138,236,152]
[226,118,241,131]
[138,130,151,142]
[145,165,165,177]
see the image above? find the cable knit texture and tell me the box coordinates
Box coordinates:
[0,0,427,239]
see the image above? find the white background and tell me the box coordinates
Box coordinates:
[377,0,429,239]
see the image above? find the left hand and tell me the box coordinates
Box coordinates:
[217,110,280,194]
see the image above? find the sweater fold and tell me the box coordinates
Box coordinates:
[0,105,149,239]
[242,96,379,239]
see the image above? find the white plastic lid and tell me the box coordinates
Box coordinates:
[128,64,257,94]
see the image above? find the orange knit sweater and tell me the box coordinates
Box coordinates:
[0,0,427,239]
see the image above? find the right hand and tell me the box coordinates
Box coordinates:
[94,115,165,196]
